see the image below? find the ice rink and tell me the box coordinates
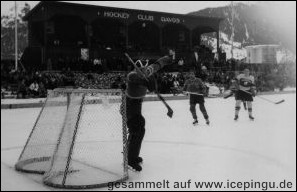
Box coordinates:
[1,93,296,191]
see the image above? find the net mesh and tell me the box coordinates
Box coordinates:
[15,89,128,189]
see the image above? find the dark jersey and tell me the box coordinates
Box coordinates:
[183,77,206,95]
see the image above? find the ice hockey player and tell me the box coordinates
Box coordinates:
[234,68,256,120]
[123,54,174,172]
[183,71,210,126]
[225,79,247,110]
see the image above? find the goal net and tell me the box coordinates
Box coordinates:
[15,89,129,189]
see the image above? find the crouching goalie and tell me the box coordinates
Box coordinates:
[123,54,174,171]
[234,68,256,121]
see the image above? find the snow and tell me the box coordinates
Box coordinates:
[203,29,296,62]
[1,93,296,191]
[277,49,296,64]
[244,23,249,40]
[202,32,247,60]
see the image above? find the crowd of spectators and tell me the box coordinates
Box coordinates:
[45,55,129,72]
[1,58,296,99]
[1,67,128,99]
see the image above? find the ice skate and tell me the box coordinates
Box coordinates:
[128,162,142,172]
[193,119,198,126]
[136,157,143,164]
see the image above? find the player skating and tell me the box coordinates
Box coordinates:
[224,78,247,110]
[234,68,256,121]
[124,54,174,172]
[183,72,210,126]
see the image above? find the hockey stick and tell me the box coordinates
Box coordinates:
[223,92,234,99]
[124,53,173,118]
[156,93,173,118]
[241,89,285,105]
[183,91,204,96]
[256,95,285,104]
[223,91,247,109]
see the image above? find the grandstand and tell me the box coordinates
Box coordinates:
[1,1,295,100]
[21,1,222,71]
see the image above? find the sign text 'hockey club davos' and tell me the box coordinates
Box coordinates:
[99,11,182,24]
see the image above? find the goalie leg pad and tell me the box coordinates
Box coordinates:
[127,115,146,164]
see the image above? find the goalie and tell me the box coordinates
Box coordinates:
[123,54,174,172]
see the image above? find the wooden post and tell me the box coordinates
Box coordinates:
[125,23,129,50]
[15,1,18,71]
[159,27,162,51]
[86,24,91,60]
[216,30,220,62]
[43,7,47,69]
[189,30,192,51]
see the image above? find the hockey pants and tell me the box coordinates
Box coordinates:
[190,103,209,120]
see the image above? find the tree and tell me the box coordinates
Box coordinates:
[1,2,31,60]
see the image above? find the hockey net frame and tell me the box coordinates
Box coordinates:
[15,88,129,189]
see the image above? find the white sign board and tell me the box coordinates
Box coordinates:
[246,45,279,64]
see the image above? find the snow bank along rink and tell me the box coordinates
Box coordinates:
[1,92,296,191]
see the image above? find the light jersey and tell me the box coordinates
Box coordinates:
[237,74,255,91]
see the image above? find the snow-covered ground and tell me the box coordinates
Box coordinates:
[1,93,296,191]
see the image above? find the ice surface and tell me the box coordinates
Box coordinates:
[1,94,296,191]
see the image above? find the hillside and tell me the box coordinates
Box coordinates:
[189,2,296,59]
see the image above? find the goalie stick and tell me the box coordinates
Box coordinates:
[124,53,173,118]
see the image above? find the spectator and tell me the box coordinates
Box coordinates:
[38,82,47,98]
[29,81,39,97]
[171,78,181,96]
[178,58,185,73]
[17,79,28,99]
[1,87,6,99]
[191,46,201,74]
